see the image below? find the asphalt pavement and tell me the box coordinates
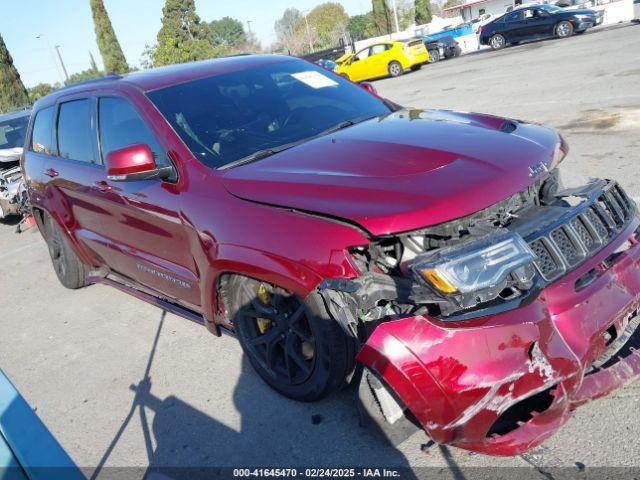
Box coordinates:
[1,22,639,479]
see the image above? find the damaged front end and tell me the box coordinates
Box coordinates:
[319,171,640,455]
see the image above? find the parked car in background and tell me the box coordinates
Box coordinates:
[471,12,495,32]
[315,58,337,71]
[23,54,640,456]
[0,109,30,220]
[480,4,602,50]
[335,39,428,81]
[556,0,596,9]
[420,35,462,63]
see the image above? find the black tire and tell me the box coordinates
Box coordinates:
[43,214,89,289]
[555,20,574,38]
[228,275,354,402]
[489,34,506,50]
[427,49,440,63]
[388,61,403,77]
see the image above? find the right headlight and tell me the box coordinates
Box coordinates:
[412,232,536,296]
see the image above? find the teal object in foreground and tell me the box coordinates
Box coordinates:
[0,370,84,480]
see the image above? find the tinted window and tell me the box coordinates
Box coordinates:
[57,99,95,163]
[98,97,166,165]
[31,107,56,154]
[147,59,390,169]
[0,115,28,150]
[505,11,523,21]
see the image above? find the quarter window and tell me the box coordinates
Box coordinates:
[57,99,95,163]
[98,97,165,165]
[31,107,56,154]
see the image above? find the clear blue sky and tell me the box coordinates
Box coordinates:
[0,0,370,88]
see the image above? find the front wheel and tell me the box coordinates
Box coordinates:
[42,214,89,289]
[489,34,506,50]
[228,276,355,401]
[556,21,574,38]
[388,61,403,77]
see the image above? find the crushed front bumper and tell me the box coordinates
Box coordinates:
[357,217,640,456]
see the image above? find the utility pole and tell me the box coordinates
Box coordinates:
[35,34,65,83]
[303,11,313,53]
[246,20,253,35]
[390,0,401,33]
[54,45,69,82]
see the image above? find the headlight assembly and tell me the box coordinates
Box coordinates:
[412,232,536,307]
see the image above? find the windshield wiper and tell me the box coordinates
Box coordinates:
[220,141,302,170]
[318,114,379,136]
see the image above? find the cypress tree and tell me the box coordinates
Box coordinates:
[0,33,29,113]
[415,0,433,25]
[90,0,129,73]
[371,0,392,35]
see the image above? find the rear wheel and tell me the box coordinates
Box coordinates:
[556,21,574,38]
[489,34,506,50]
[43,214,89,289]
[388,61,403,77]
[428,49,440,63]
[228,276,354,401]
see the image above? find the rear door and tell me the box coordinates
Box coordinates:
[502,10,526,41]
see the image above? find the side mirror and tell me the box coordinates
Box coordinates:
[106,144,174,182]
[359,82,378,95]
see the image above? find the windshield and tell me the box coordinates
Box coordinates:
[0,115,29,150]
[147,58,391,169]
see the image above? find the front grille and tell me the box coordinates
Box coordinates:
[529,182,636,282]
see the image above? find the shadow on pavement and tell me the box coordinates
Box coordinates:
[88,310,424,479]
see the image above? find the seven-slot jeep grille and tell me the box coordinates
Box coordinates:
[528,183,635,282]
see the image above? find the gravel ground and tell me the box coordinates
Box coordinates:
[1,23,639,479]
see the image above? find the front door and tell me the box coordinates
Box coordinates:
[89,95,201,308]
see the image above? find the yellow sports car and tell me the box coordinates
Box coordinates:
[335,39,429,82]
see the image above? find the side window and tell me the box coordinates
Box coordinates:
[369,44,388,56]
[98,97,166,166]
[355,48,370,61]
[31,107,56,154]
[505,11,522,22]
[57,99,96,163]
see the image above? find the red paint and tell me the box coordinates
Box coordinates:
[22,55,640,455]
[105,144,156,176]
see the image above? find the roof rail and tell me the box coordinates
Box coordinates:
[57,72,123,91]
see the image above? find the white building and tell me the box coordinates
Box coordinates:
[443,0,520,21]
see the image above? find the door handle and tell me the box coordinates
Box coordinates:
[93,180,112,192]
[44,168,59,178]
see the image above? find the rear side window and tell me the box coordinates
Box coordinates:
[31,107,56,154]
[505,11,522,21]
[98,97,166,165]
[57,99,96,163]
[407,40,423,48]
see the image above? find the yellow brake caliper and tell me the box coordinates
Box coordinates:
[256,283,272,334]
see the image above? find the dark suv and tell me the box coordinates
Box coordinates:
[23,55,640,456]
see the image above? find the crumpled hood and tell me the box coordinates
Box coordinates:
[0,147,22,164]
[220,109,562,236]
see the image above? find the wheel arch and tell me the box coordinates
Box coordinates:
[203,245,327,334]
[31,205,96,268]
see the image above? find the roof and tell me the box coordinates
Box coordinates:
[51,54,294,97]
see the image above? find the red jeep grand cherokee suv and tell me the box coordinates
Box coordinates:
[23,55,640,455]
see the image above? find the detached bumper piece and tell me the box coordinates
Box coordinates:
[356,192,640,455]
